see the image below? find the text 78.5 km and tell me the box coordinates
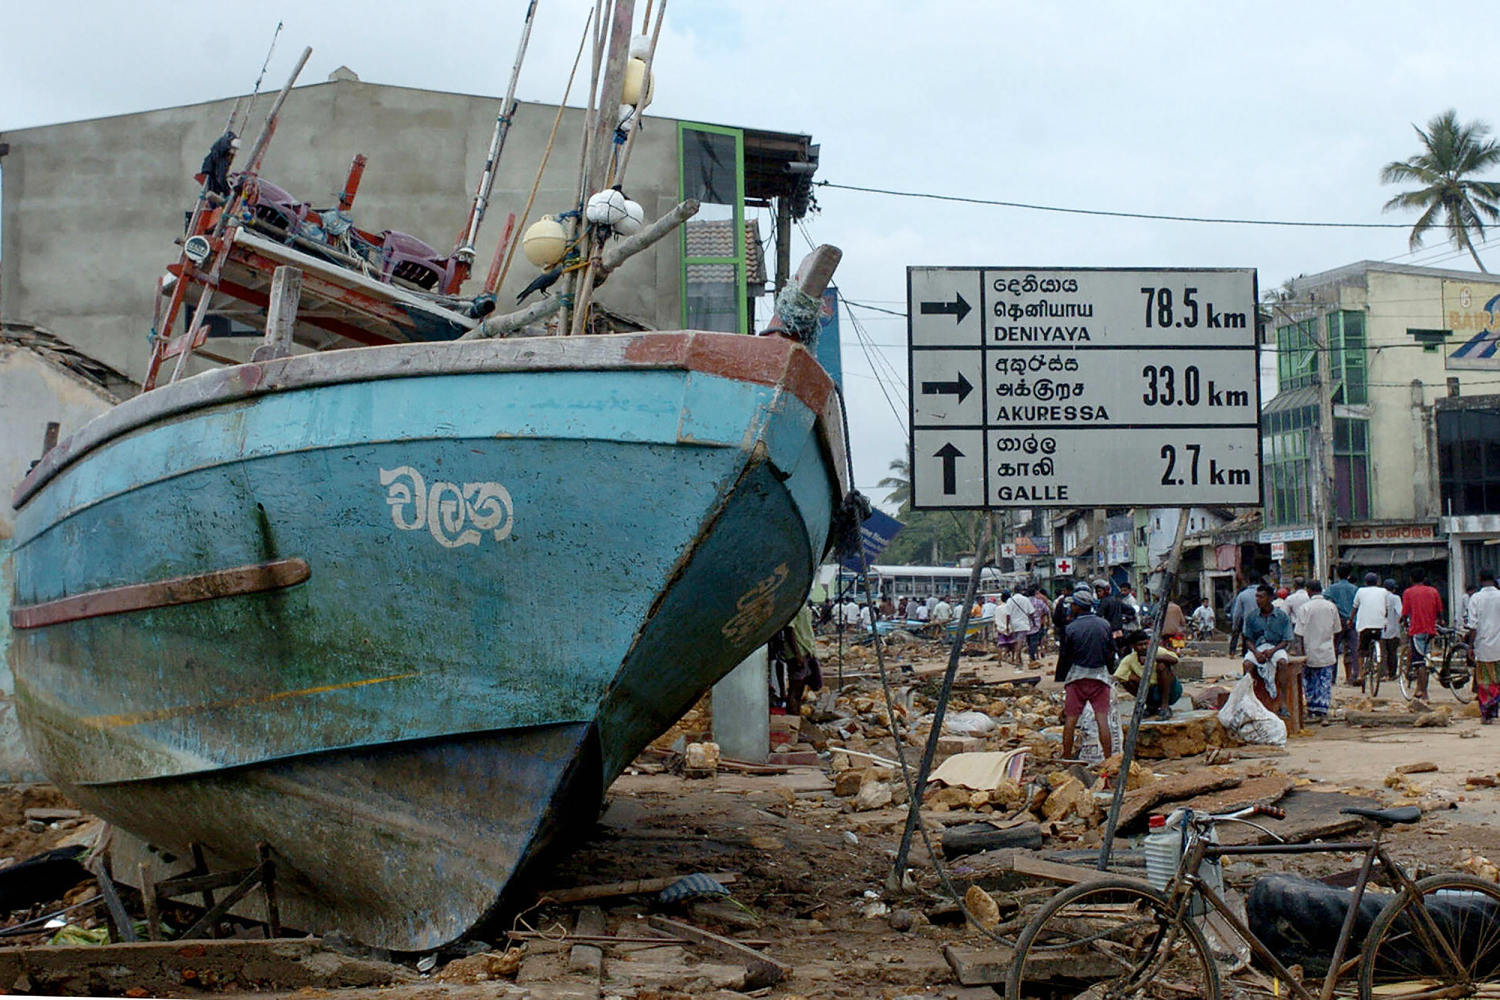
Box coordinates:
[1139,286,1248,330]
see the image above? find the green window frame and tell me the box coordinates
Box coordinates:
[677,122,747,333]
[1276,320,1317,390]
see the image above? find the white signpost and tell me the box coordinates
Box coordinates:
[908,267,1261,509]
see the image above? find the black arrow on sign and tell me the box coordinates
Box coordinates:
[920,292,971,324]
[920,371,973,404]
[934,442,964,495]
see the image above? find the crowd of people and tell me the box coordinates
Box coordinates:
[1226,566,1500,724]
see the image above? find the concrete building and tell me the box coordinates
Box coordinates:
[1260,260,1500,604]
[1,71,819,386]
[0,329,125,781]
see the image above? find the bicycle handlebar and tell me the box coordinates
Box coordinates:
[1195,803,1285,826]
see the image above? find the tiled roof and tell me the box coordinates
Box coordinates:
[684,218,766,287]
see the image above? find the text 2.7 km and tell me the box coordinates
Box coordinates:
[1140,287,1247,329]
[1160,444,1252,487]
[1141,365,1250,407]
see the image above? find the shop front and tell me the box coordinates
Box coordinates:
[1338,521,1448,604]
[1440,514,1500,602]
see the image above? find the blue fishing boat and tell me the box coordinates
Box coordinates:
[7,330,847,949]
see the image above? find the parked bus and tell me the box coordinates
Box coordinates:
[836,564,1008,601]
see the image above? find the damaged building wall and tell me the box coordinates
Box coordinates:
[0,343,120,781]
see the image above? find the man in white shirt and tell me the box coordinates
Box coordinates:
[931,596,954,628]
[1283,578,1310,625]
[1190,599,1215,638]
[1351,572,1389,685]
[1000,590,1034,668]
[1465,570,1500,723]
[1296,580,1341,719]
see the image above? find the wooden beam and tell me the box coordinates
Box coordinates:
[9,558,310,630]
[647,916,790,989]
[252,266,302,361]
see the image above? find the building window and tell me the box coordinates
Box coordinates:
[1276,320,1318,390]
[1277,311,1367,403]
[679,123,746,333]
[1334,417,1370,520]
[1438,406,1500,515]
[1329,311,1368,405]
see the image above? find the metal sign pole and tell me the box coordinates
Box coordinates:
[888,517,993,891]
[1097,510,1191,869]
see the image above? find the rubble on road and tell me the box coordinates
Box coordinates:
[2,640,1499,999]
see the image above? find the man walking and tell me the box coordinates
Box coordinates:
[1243,584,1293,710]
[1466,570,1500,723]
[1326,566,1360,685]
[1027,585,1051,665]
[1401,567,1444,703]
[1228,576,1261,656]
[1380,579,1403,680]
[1352,572,1388,685]
[1296,580,1341,720]
[1094,579,1126,642]
[1056,590,1115,759]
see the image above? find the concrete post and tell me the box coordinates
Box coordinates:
[712,647,769,764]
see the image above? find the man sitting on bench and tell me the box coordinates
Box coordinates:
[1114,628,1182,720]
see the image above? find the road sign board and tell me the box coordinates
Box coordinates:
[1055,557,1074,576]
[908,267,1261,509]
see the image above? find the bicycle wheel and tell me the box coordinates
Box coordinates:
[1358,874,1500,999]
[1444,643,1474,704]
[1364,641,1383,698]
[1398,650,1417,702]
[1006,876,1219,1000]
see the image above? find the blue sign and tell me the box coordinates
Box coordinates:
[816,286,843,390]
[841,508,903,571]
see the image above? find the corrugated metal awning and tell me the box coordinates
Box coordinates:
[1341,545,1447,565]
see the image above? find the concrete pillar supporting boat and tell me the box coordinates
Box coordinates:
[712,647,769,764]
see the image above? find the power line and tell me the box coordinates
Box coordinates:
[815,180,1412,229]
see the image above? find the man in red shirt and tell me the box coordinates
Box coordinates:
[1401,567,1445,703]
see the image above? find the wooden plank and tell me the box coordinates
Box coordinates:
[252,265,302,362]
[567,906,605,977]
[647,916,790,989]
[10,558,309,630]
[1007,853,1109,885]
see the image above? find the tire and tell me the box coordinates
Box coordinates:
[1357,873,1500,999]
[1444,643,1474,705]
[1397,652,1416,702]
[1364,641,1383,698]
[1006,876,1219,1000]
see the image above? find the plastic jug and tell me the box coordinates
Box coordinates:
[1144,814,1180,890]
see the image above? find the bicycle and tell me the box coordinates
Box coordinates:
[1006,803,1500,999]
[1360,628,1385,698]
[1397,624,1474,705]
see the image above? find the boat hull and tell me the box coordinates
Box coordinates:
[7,332,845,950]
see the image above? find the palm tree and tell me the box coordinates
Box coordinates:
[877,458,912,512]
[1380,109,1500,272]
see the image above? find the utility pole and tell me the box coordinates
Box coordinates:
[1268,294,1336,582]
[1313,304,1337,581]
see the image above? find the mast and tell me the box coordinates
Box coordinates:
[452,0,541,289]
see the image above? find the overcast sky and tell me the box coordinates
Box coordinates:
[3,1,1495,508]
